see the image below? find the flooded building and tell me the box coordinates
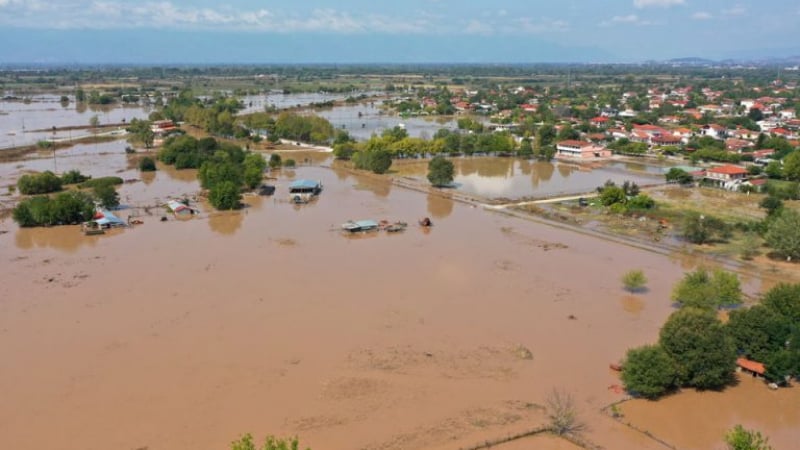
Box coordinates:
[288,179,322,203]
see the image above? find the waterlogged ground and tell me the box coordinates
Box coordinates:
[0,151,798,450]
[393,157,665,200]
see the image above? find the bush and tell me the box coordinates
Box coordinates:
[17,171,63,195]
[208,181,241,210]
[12,191,95,227]
[765,208,800,261]
[60,170,90,185]
[230,433,309,450]
[724,425,774,450]
[681,212,730,244]
[243,153,267,189]
[283,159,296,168]
[139,156,157,172]
[622,269,648,292]
[79,176,123,189]
[268,153,282,169]
[671,267,742,309]
[353,148,393,174]
[93,183,119,209]
[627,194,655,210]
[621,345,678,399]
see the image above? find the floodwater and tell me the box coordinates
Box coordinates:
[0,151,796,450]
[315,102,462,141]
[394,157,665,200]
[0,97,149,149]
[238,91,383,114]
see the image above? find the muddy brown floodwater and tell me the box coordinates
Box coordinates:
[0,151,797,450]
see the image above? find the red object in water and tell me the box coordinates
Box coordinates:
[609,363,623,371]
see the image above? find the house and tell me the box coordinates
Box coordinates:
[700,124,728,140]
[590,116,610,127]
[555,140,612,159]
[650,134,682,146]
[705,165,749,187]
[726,138,754,153]
[736,357,765,377]
[167,200,195,216]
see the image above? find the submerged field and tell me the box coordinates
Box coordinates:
[1,143,799,450]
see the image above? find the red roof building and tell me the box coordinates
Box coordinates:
[736,357,765,376]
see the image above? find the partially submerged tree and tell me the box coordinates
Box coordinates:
[230,433,308,450]
[671,268,742,309]
[621,344,678,399]
[765,208,800,261]
[724,425,774,450]
[427,156,455,187]
[621,269,648,293]
[545,389,586,436]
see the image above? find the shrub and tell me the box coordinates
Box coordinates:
[60,170,90,185]
[622,269,648,292]
[671,268,742,309]
[17,171,63,195]
[268,153,282,169]
[79,176,124,189]
[93,183,119,209]
[139,156,157,172]
[283,158,296,168]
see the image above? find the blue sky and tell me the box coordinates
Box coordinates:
[0,0,798,64]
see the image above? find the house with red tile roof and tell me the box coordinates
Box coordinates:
[736,357,765,377]
[705,165,749,186]
[590,116,610,127]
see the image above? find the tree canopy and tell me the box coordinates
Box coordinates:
[427,156,455,187]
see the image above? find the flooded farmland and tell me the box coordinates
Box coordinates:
[1,145,798,450]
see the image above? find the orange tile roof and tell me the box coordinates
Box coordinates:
[736,357,765,375]
[709,165,749,175]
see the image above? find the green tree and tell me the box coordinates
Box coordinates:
[208,181,241,210]
[681,212,730,244]
[60,170,89,185]
[243,153,267,189]
[783,151,800,181]
[665,168,694,185]
[764,350,799,384]
[724,425,774,450]
[89,115,100,128]
[765,208,800,261]
[139,157,157,172]
[764,161,783,179]
[93,183,120,209]
[75,88,86,103]
[621,269,648,292]
[762,283,800,322]
[759,195,784,217]
[659,307,737,389]
[268,153,282,169]
[621,344,678,399]
[726,305,791,362]
[671,268,742,309]
[13,191,95,227]
[17,171,63,195]
[427,156,455,187]
[599,185,626,206]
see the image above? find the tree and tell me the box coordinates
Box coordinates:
[89,115,100,128]
[759,195,784,217]
[60,170,89,185]
[93,183,120,209]
[621,269,648,292]
[659,307,737,389]
[671,268,742,309]
[13,191,95,227]
[427,156,455,187]
[783,151,800,181]
[724,425,774,450]
[243,153,267,189]
[765,208,800,261]
[681,212,730,244]
[762,283,800,322]
[354,148,393,174]
[17,171,63,195]
[268,153,282,169]
[726,305,791,362]
[75,87,86,103]
[665,167,693,185]
[208,181,241,210]
[621,344,678,399]
[599,185,626,206]
[764,350,799,384]
[139,157,157,172]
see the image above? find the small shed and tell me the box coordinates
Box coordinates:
[736,357,766,377]
[167,200,194,216]
[93,209,126,228]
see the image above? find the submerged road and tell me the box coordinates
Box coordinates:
[489,192,599,209]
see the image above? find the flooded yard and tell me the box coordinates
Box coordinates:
[393,157,665,200]
[0,151,797,450]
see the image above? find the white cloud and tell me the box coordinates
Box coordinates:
[513,17,569,33]
[600,14,653,26]
[634,0,685,8]
[691,11,713,20]
[464,20,493,35]
[722,6,746,16]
